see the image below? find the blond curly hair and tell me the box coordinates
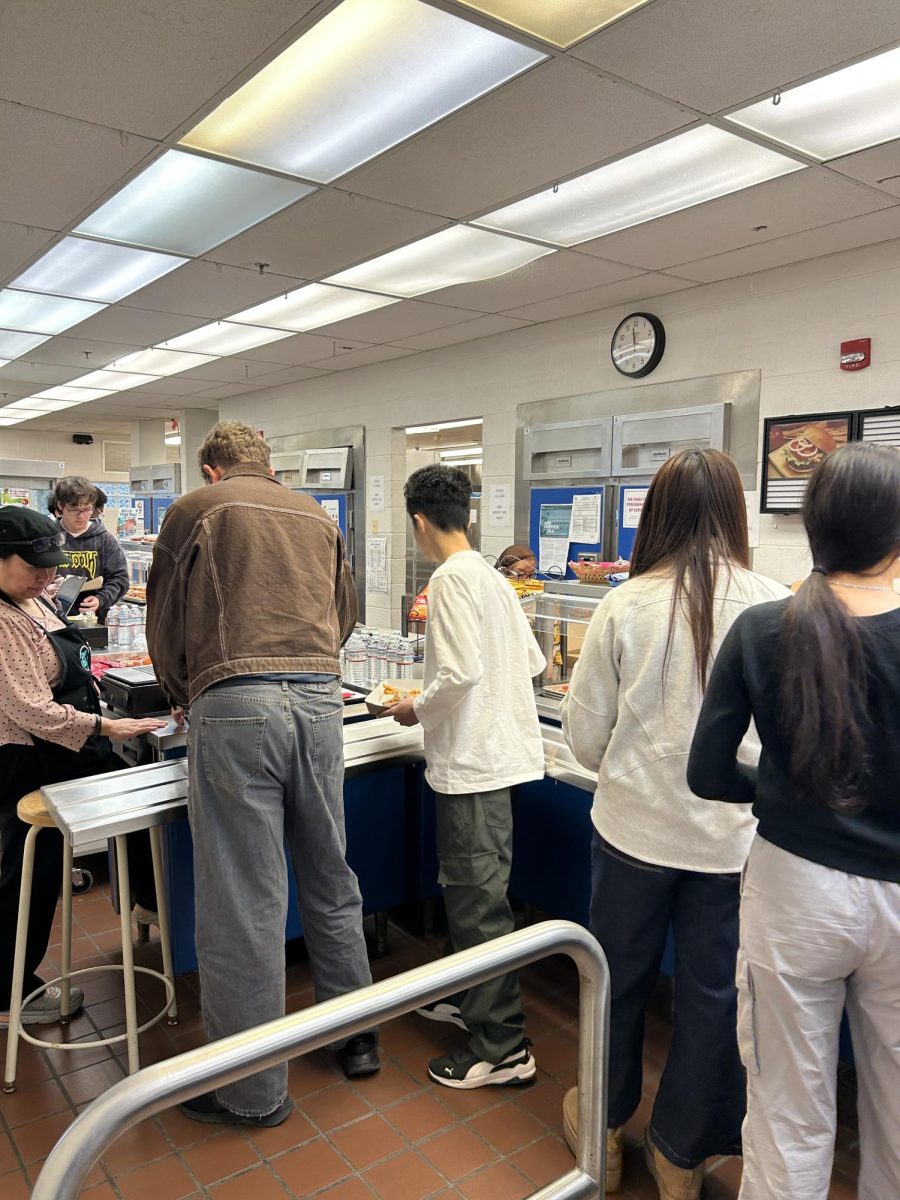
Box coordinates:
[198,421,271,473]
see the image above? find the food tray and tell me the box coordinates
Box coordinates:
[365,679,423,717]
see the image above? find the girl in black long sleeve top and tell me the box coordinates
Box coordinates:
[688,443,900,1200]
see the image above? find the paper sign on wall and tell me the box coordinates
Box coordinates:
[622,488,647,529]
[320,498,340,525]
[488,483,511,527]
[570,493,602,543]
[366,536,388,592]
[368,475,385,512]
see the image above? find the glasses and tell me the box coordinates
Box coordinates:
[0,531,66,554]
[63,504,94,515]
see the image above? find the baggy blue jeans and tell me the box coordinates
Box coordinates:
[590,830,745,1168]
[187,678,372,1116]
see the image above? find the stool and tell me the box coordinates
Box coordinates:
[3,791,178,1093]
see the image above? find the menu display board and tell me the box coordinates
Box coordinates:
[761,412,853,513]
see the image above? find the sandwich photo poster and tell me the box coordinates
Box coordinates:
[761,412,854,513]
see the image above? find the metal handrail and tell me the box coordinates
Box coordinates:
[33,920,609,1200]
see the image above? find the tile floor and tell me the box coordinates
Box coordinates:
[0,881,861,1198]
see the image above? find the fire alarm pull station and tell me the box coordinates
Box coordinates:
[840,338,871,371]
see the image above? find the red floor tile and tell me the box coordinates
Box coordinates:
[115,1153,198,1200]
[101,1118,171,1174]
[330,1112,407,1169]
[508,1133,573,1187]
[419,1125,495,1181]
[0,1077,71,1128]
[468,1103,544,1154]
[0,1170,31,1200]
[180,1128,261,1187]
[352,1061,424,1107]
[384,1092,456,1142]
[363,1147,447,1200]
[207,1163,288,1198]
[300,1082,372,1131]
[271,1136,353,1194]
[456,1159,532,1200]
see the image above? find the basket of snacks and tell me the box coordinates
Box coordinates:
[568,559,630,586]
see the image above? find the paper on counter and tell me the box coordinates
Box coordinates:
[570,492,602,543]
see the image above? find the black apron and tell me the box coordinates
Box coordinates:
[0,593,116,785]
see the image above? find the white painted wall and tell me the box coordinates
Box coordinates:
[0,427,129,483]
[222,236,900,627]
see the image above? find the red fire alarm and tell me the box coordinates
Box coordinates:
[840,337,871,371]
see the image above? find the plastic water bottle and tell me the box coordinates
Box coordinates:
[106,604,121,649]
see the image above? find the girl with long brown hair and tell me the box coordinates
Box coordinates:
[689,442,900,1199]
[561,448,789,1199]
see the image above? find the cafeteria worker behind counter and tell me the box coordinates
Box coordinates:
[0,506,164,1028]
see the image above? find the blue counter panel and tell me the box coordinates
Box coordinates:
[166,765,409,975]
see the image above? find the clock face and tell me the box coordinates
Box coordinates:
[611,312,665,378]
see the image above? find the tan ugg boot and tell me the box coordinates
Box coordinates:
[562,1086,624,1192]
[643,1126,703,1200]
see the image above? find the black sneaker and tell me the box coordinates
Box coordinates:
[428,1039,536,1090]
[340,1033,380,1078]
[415,999,467,1030]
[178,1092,293,1127]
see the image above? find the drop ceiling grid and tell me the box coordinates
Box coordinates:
[0,0,899,432]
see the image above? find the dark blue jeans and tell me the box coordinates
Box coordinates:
[590,830,745,1168]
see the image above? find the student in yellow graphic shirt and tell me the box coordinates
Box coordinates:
[47,478,129,621]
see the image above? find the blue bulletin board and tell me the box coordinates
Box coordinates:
[528,486,605,580]
[311,492,348,540]
[616,485,649,560]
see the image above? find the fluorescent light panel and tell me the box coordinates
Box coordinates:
[7,397,77,411]
[180,0,545,183]
[159,321,295,356]
[67,368,158,392]
[475,125,803,246]
[108,347,218,376]
[441,457,482,466]
[0,329,51,358]
[327,226,554,297]
[33,385,114,402]
[12,237,187,303]
[439,445,483,457]
[0,360,8,370]
[75,150,315,256]
[407,419,483,434]
[228,283,398,331]
[0,415,26,425]
[453,0,653,49]
[726,45,900,159]
[0,289,106,335]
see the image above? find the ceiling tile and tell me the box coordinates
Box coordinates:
[227,333,375,367]
[207,191,449,279]
[0,377,46,398]
[314,299,481,342]
[501,272,696,322]
[0,221,58,282]
[341,58,692,219]
[673,206,900,283]
[21,335,141,370]
[63,305,204,347]
[579,168,897,270]
[0,362,83,388]
[390,313,533,351]
[170,356,290,384]
[126,374,216,396]
[829,139,900,199]
[0,101,158,231]
[305,344,419,372]
[121,262,305,320]
[191,380,297,399]
[424,250,638,312]
[0,1,322,138]
[237,364,335,387]
[571,0,900,114]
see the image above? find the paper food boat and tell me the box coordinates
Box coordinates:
[365,678,423,717]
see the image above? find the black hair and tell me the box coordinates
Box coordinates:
[404,465,471,533]
[781,442,900,811]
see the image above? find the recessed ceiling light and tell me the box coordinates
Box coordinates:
[0,329,51,359]
[326,226,554,297]
[107,347,218,376]
[406,419,484,433]
[12,237,187,303]
[74,150,315,256]
[228,283,398,331]
[440,446,484,457]
[452,0,653,49]
[725,45,900,159]
[0,289,106,335]
[439,457,482,467]
[159,321,296,356]
[32,385,115,402]
[66,368,158,392]
[0,414,27,425]
[7,397,77,412]
[474,125,803,246]
[180,0,545,183]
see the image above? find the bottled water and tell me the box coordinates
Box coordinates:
[106,604,121,649]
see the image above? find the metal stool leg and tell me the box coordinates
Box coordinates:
[114,835,140,1074]
[59,839,73,1023]
[148,827,177,1025]
[3,826,40,1092]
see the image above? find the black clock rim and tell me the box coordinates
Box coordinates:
[610,311,666,379]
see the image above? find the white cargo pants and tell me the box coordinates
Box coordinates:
[736,836,900,1200]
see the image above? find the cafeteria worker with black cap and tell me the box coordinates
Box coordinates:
[0,506,164,1027]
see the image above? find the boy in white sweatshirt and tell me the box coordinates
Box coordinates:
[391,465,546,1088]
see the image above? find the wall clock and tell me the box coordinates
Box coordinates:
[611,312,666,378]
